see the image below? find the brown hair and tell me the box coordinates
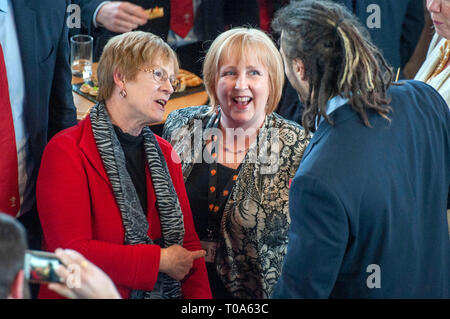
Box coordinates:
[97,31,179,101]
[272,0,393,134]
[203,27,285,113]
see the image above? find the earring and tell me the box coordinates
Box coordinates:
[119,89,127,98]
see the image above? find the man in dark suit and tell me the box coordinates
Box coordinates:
[73,0,171,61]
[272,0,449,298]
[74,0,261,75]
[0,0,77,249]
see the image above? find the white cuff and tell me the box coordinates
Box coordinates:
[93,1,111,28]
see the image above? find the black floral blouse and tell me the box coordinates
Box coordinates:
[162,105,311,298]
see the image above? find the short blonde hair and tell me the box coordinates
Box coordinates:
[203,27,284,114]
[97,31,179,101]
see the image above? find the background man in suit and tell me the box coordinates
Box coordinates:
[272,0,449,298]
[74,0,261,75]
[73,0,171,61]
[0,0,77,250]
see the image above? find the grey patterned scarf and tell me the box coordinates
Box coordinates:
[90,102,185,299]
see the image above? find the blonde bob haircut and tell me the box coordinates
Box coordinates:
[97,31,179,101]
[203,27,284,114]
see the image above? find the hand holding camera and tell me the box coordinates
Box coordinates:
[24,249,121,299]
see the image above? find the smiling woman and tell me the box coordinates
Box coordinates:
[163,27,311,298]
[36,31,212,299]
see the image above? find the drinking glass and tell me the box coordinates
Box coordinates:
[70,34,93,81]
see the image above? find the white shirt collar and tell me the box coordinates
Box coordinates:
[326,95,349,116]
[0,0,8,14]
[316,95,349,128]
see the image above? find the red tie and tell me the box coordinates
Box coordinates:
[170,0,194,38]
[0,43,20,217]
[258,0,273,32]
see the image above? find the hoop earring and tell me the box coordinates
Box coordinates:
[119,89,127,98]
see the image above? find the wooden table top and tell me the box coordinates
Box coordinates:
[72,63,209,123]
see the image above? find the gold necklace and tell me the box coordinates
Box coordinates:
[428,39,450,81]
[222,143,249,154]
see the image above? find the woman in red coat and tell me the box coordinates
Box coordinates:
[36,31,211,299]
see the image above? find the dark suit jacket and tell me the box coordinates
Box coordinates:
[12,0,77,211]
[336,0,424,69]
[272,81,450,298]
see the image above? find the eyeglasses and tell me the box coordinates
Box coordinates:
[137,67,181,91]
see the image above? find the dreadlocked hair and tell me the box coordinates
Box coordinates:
[272,0,393,134]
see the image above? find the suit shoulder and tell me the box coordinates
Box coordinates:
[390,80,449,115]
[392,80,442,99]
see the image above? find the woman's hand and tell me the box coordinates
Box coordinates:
[159,245,206,281]
[48,249,121,299]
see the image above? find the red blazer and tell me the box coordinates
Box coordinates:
[36,117,212,299]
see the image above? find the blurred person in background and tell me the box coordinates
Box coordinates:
[415,0,450,107]
[0,0,77,253]
[414,0,450,234]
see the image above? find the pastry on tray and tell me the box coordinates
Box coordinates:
[175,69,203,92]
[89,86,99,97]
[79,83,98,98]
[80,83,91,94]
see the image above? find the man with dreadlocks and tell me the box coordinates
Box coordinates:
[271,0,450,298]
